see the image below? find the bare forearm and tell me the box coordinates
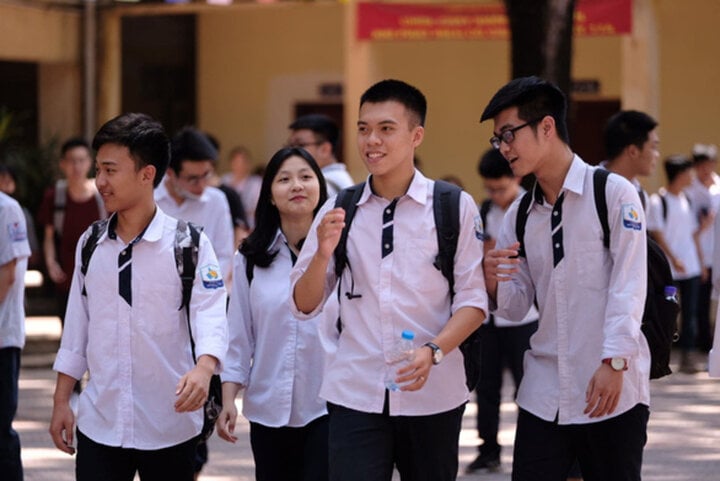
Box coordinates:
[430,306,485,354]
[293,252,331,314]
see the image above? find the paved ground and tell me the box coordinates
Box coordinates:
[16,315,720,480]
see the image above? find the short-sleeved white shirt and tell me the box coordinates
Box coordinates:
[0,192,31,349]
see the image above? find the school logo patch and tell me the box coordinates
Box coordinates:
[622,204,642,231]
[474,214,487,241]
[7,222,27,242]
[200,264,224,289]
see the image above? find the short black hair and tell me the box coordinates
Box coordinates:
[169,127,219,174]
[61,137,90,157]
[480,76,569,143]
[360,79,427,127]
[289,114,340,150]
[92,113,170,188]
[604,110,658,160]
[664,154,693,183]
[478,148,513,179]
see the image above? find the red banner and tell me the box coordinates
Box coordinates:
[357,0,632,41]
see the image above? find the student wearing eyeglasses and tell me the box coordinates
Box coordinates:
[481,77,650,481]
[154,127,234,283]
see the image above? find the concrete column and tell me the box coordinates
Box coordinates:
[97,11,122,127]
[621,0,660,116]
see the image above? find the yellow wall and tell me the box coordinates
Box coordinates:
[197,4,344,172]
[657,0,720,167]
[0,3,82,143]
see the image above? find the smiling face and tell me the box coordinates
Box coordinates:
[95,143,155,214]
[635,128,660,177]
[271,155,321,220]
[357,100,423,182]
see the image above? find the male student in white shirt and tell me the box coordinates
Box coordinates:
[291,79,487,481]
[154,127,234,280]
[49,113,228,481]
[481,76,650,481]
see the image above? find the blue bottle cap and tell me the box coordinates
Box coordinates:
[401,330,415,340]
[664,285,677,297]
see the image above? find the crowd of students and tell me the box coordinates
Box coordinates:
[0,75,717,481]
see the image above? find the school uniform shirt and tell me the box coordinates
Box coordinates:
[53,207,228,450]
[0,192,31,350]
[322,162,355,197]
[685,174,720,268]
[647,189,701,280]
[290,170,488,417]
[709,301,720,376]
[480,193,538,327]
[494,156,650,425]
[154,181,234,280]
[223,231,328,427]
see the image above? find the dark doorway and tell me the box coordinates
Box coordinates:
[294,103,344,163]
[121,15,196,135]
[0,61,39,149]
[569,99,621,165]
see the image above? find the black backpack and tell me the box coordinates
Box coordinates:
[515,169,679,380]
[333,180,483,391]
[80,218,223,440]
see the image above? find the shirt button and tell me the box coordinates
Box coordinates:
[553,211,559,216]
[121,250,126,255]
[555,243,560,249]
[384,244,390,250]
[386,209,391,215]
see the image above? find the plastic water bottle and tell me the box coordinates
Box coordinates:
[384,330,416,391]
[664,285,679,303]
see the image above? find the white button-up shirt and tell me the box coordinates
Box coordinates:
[155,182,234,279]
[685,174,720,268]
[482,194,538,327]
[0,192,31,349]
[53,207,228,449]
[494,156,650,425]
[290,171,487,416]
[223,231,327,427]
[647,189,701,280]
[322,163,355,197]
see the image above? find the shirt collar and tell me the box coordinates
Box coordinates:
[359,169,429,206]
[530,154,586,206]
[103,206,165,244]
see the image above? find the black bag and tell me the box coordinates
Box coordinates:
[333,180,482,390]
[515,168,679,379]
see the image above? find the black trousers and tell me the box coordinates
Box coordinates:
[475,319,537,451]
[76,430,197,481]
[327,398,465,481]
[0,347,22,481]
[696,269,714,351]
[512,404,649,481]
[249,415,329,481]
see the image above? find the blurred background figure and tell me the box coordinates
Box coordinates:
[222,146,262,230]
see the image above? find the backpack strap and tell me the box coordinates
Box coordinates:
[660,193,668,221]
[53,179,68,236]
[333,182,365,279]
[515,190,534,258]
[175,219,202,313]
[593,168,611,249]
[479,198,492,235]
[79,218,109,296]
[432,180,462,299]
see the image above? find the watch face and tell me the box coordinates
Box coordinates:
[611,358,625,371]
[433,350,443,364]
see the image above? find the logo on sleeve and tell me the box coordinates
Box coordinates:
[474,214,487,241]
[622,204,642,231]
[7,222,27,242]
[200,264,224,289]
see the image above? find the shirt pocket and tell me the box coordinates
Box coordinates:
[573,241,610,291]
[395,238,446,295]
[137,271,183,336]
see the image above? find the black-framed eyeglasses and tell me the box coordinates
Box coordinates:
[489,117,544,150]
[179,170,212,186]
[286,141,323,149]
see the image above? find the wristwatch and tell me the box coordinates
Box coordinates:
[602,357,628,371]
[423,342,444,365]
